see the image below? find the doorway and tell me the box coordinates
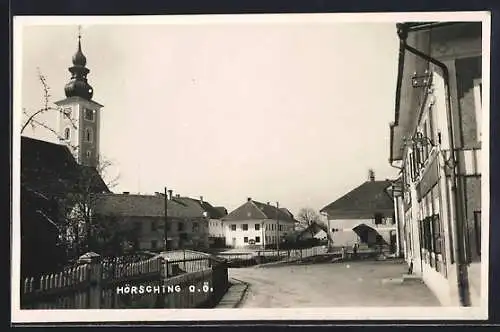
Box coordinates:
[390,230,397,253]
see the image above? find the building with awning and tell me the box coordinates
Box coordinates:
[320,170,397,253]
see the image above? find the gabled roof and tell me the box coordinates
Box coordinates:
[93,194,205,219]
[223,199,295,223]
[174,197,227,219]
[279,208,294,219]
[21,136,109,198]
[213,206,228,218]
[320,180,394,219]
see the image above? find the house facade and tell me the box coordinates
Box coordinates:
[92,192,209,252]
[320,172,398,253]
[170,194,226,248]
[205,204,228,248]
[222,198,295,249]
[389,22,483,307]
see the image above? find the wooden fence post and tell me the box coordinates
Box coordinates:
[78,252,101,309]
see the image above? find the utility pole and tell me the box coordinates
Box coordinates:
[324,212,331,250]
[164,187,168,252]
[276,201,280,252]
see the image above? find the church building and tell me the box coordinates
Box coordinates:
[55,31,104,168]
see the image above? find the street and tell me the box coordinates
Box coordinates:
[228,260,440,307]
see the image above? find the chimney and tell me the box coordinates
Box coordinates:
[200,196,204,204]
[176,194,180,198]
[267,202,270,205]
[368,169,375,182]
[168,190,173,200]
[247,197,252,202]
[122,191,130,195]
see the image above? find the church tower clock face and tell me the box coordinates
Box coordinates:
[55,30,104,168]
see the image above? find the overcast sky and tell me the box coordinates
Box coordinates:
[19,17,401,215]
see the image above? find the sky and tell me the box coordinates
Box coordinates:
[18,17,401,216]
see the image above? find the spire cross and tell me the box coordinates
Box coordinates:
[78,25,82,40]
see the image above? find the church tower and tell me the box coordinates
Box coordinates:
[55,28,103,168]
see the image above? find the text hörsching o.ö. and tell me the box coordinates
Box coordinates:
[116,283,214,295]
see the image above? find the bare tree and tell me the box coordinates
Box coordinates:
[21,68,78,152]
[59,156,122,259]
[296,207,321,235]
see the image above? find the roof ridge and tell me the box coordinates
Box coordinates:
[249,200,269,219]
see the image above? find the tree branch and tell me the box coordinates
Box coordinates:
[21,68,78,134]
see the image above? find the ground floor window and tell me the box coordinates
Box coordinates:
[467,210,482,263]
[474,211,481,256]
[421,217,433,252]
[432,214,443,255]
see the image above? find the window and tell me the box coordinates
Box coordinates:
[256,236,260,243]
[86,150,91,159]
[63,107,72,117]
[178,222,184,231]
[151,240,157,249]
[422,122,430,159]
[165,222,171,231]
[432,214,442,254]
[422,217,432,252]
[374,213,383,225]
[151,220,157,232]
[85,128,93,143]
[473,79,482,142]
[231,224,236,231]
[244,237,248,243]
[242,224,248,231]
[255,224,260,231]
[85,108,95,121]
[192,222,199,232]
[64,128,70,140]
[474,211,481,256]
[133,222,141,233]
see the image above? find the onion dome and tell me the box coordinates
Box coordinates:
[72,39,87,67]
[64,35,94,100]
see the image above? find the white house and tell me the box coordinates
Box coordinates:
[221,198,296,249]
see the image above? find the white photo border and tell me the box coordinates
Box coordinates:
[11,11,491,323]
